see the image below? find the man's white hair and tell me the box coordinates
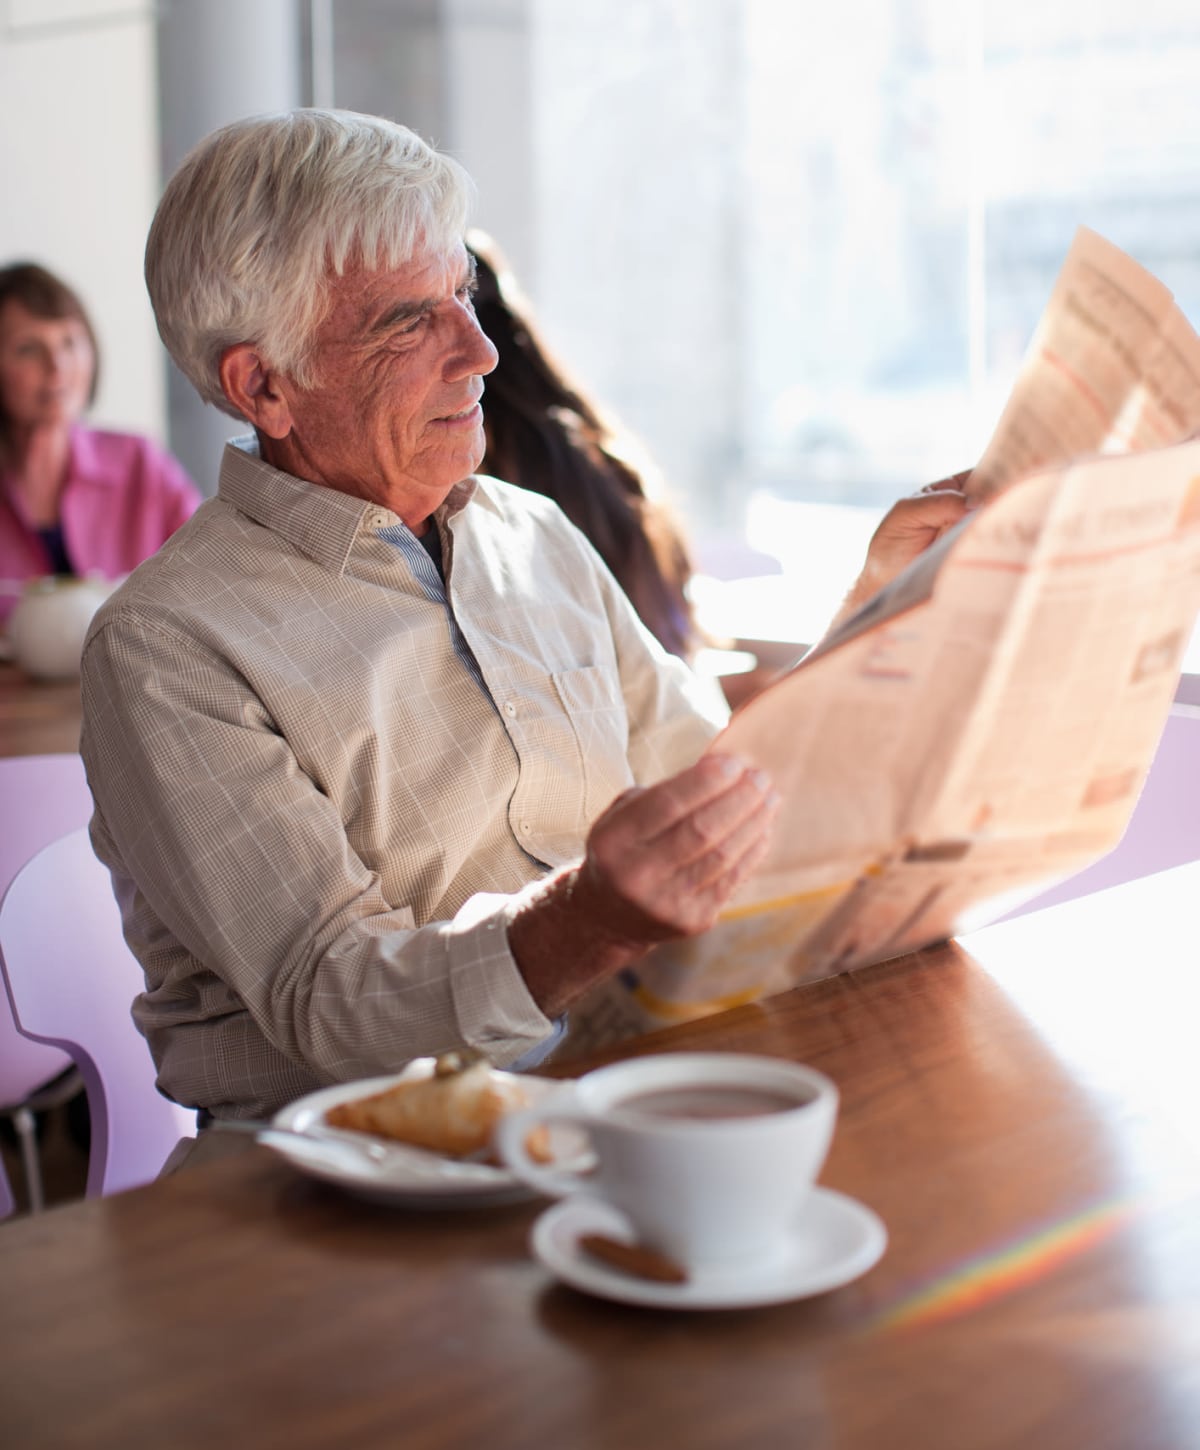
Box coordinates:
[144,108,475,418]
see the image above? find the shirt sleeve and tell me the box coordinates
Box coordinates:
[80,612,556,1089]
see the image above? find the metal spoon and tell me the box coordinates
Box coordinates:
[209,1117,396,1170]
[209,1116,497,1177]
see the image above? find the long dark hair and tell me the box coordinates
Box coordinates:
[467,231,700,660]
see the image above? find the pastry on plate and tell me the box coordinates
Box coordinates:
[325,1052,553,1161]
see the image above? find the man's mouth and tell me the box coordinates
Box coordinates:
[436,400,483,424]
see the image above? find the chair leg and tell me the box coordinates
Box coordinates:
[12,1104,45,1214]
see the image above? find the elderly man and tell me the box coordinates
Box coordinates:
[80,109,963,1121]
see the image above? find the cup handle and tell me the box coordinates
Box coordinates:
[495,1102,594,1198]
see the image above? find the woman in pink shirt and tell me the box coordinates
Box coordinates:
[0,262,201,623]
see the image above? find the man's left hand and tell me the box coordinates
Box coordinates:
[831,469,971,627]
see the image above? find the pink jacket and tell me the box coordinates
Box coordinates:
[0,426,201,622]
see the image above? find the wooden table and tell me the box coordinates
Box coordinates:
[2,863,1199,1449]
[0,661,82,756]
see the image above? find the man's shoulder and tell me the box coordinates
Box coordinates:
[87,496,240,619]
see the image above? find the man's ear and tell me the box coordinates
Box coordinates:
[218,344,294,440]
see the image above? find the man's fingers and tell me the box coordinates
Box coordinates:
[886,491,968,530]
[661,762,778,863]
[581,753,780,942]
[919,466,973,495]
[689,824,776,915]
[861,491,968,574]
[674,787,781,895]
[595,752,769,843]
[652,807,780,937]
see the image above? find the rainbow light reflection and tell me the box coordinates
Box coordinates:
[869,1195,1139,1332]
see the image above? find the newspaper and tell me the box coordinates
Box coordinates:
[568,227,1200,1052]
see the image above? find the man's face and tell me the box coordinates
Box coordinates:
[267,242,499,530]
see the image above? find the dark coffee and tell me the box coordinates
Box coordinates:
[618,1085,805,1121]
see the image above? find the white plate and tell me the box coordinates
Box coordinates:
[271,1062,576,1209]
[530,1187,886,1309]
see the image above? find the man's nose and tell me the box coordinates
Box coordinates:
[448,303,498,378]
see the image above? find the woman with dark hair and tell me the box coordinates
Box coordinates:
[467,230,702,661]
[0,261,200,622]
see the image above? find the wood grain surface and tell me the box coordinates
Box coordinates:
[3,862,1198,1448]
[0,662,82,756]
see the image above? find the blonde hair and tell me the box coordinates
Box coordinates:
[145,109,474,418]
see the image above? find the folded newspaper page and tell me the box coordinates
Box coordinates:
[568,227,1200,1052]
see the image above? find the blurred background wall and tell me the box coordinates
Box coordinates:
[0,0,301,494]
[0,1,164,443]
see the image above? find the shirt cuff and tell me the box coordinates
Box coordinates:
[444,881,559,1067]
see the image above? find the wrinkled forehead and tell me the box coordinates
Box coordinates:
[316,241,472,333]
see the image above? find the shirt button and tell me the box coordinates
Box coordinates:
[503,701,517,718]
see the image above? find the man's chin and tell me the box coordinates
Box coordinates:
[465,429,487,477]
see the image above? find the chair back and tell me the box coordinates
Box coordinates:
[0,754,94,1213]
[0,826,194,1196]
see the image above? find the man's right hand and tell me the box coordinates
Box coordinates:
[508,753,780,1019]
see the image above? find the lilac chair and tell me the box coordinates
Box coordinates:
[0,826,195,1198]
[0,753,93,1214]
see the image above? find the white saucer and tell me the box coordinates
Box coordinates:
[530,1187,887,1310]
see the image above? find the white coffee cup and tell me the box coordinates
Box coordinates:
[496,1052,837,1270]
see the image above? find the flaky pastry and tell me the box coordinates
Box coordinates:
[325,1056,552,1161]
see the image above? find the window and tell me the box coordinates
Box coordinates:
[324,0,1200,656]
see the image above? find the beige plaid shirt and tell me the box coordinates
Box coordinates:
[80,438,724,1118]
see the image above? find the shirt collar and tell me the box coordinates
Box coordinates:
[217,435,486,575]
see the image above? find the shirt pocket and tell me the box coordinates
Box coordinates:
[550,664,634,822]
